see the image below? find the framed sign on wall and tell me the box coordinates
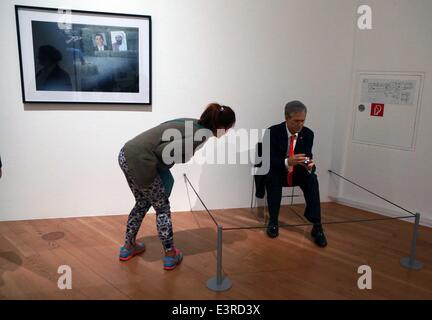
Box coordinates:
[352,71,424,151]
[15,5,151,105]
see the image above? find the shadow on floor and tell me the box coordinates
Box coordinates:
[0,251,23,287]
[136,227,248,262]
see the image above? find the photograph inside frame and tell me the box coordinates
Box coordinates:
[32,21,140,93]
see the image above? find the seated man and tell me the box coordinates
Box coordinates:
[259,100,327,247]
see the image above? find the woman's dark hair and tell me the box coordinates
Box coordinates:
[198,103,236,135]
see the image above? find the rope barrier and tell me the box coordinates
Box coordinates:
[184,172,416,232]
[183,174,220,227]
[328,169,416,217]
[222,215,414,231]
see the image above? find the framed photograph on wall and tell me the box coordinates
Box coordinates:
[15,5,151,104]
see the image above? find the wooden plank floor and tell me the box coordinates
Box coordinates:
[0,202,431,300]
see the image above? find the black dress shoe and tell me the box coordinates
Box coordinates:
[266,224,279,238]
[311,225,327,247]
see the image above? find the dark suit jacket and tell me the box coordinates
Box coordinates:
[255,122,315,198]
[94,45,109,51]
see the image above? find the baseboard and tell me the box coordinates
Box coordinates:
[329,196,432,228]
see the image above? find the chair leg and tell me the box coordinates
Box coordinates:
[264,194,269,225]
[250,173,269,225]
[252,175,266,222]
[290,186,295,206]
[250,175,255,209]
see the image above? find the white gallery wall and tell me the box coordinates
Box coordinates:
[330,0,432,225]
[0,0,382,222]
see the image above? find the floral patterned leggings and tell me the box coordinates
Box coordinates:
[118,148,174,252]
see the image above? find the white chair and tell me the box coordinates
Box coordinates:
[250,175,300,224]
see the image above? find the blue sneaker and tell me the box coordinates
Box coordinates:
[163,248,183,270]
[119,242,146,261]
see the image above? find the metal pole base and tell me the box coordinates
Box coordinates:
[206,276,232,292]
[400,257,423,270]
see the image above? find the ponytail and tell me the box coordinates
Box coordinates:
[198,103,236,135]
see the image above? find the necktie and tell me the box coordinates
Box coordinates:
[287,135,295,186]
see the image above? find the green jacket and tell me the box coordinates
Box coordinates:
[123,118,210,194]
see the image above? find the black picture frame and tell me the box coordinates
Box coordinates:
[15,5,152,105]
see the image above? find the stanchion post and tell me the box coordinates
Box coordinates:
[206,226,232,291]
[400,213,424,270]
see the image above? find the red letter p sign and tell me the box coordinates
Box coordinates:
[371,103,384,117]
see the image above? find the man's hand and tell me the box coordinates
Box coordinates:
[287,153,308,167]
[304,159,315,171]
[287,154,315,171]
